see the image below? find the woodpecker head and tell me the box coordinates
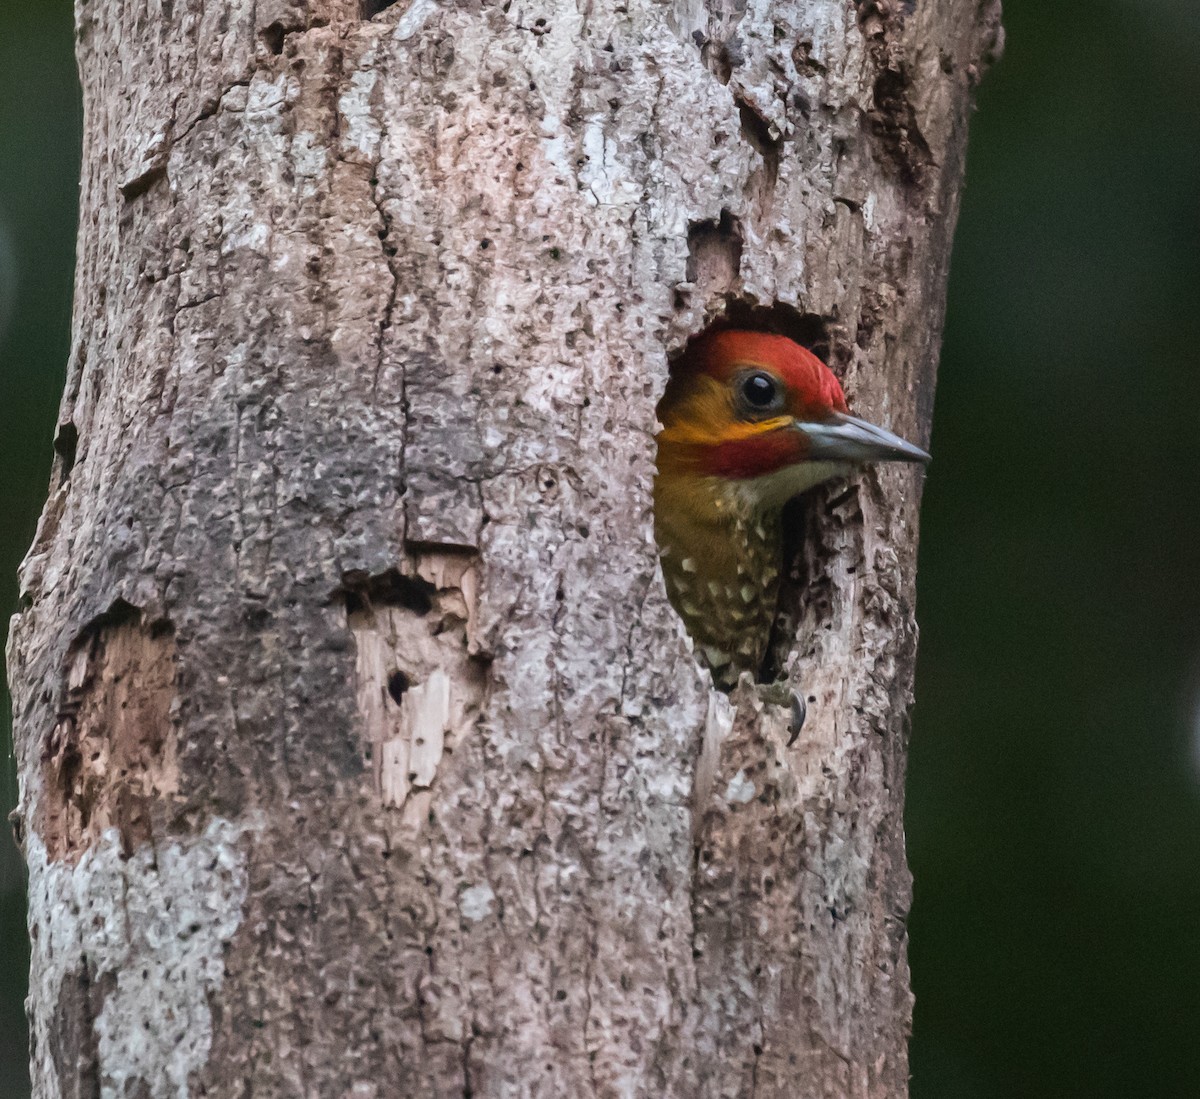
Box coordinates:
[653,329,929,685]
[655,329,929,512]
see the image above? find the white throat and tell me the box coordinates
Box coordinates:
[726,460,850,514]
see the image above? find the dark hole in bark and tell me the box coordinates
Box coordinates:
[260,21,286,55]
[119,164,167,203]
[75,597,142,642]
[342,568,436,617]
[387,670,410,705]
[54,421,78,484]
[362,0,400,16]
[685,209,742,288]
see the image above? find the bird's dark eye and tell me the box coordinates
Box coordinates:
[736,370,782,415]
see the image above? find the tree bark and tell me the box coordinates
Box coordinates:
[8,0,1001,1096]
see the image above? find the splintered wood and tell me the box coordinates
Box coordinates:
[40,611,178,862]
[348,553,484,829]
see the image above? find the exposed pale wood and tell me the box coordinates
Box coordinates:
[8,0,1001,1095]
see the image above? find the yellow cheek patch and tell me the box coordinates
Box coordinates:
[658,377,792,445]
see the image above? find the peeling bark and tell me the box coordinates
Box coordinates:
[8,0,1000,1095]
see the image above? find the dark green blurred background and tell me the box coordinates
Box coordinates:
[1,4,80,1096]
[2,1,1198,1095]
[910,2,1200,1095]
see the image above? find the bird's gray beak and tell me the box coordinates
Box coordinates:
[798,411,931,465]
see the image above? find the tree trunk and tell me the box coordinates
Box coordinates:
[8,1,1001,1095]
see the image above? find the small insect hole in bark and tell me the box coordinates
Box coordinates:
[685,209,743,291]
[260,21,286,55]
[387,670,410,705]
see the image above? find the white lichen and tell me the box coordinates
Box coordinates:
[27,817,253,1099]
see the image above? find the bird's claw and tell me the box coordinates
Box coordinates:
[755,681,807,745]
[787,692,806,746]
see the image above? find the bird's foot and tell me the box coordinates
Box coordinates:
[755,680,807,746]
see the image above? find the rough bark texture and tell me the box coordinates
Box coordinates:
[9,0,1001,1096]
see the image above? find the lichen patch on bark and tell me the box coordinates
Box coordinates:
[26,820,251,1099]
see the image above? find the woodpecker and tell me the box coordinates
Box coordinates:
[654,329,929,688]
